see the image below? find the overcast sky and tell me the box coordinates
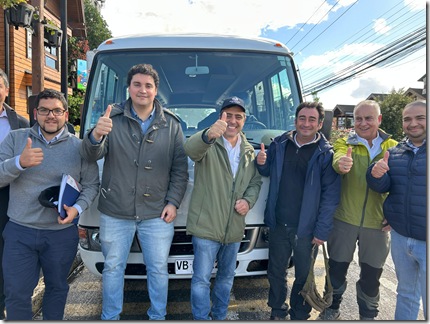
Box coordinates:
[100,0,426,109]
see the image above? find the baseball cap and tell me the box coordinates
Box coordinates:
[38,186,60,208]
[220,96,246,112]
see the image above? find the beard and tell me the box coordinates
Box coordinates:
[39,121,66,135]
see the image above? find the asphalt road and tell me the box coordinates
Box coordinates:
[32,249,425,320]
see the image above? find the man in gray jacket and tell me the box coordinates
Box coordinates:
[80,63,188,320]
[0,89,99,320]
[185,96,262,320]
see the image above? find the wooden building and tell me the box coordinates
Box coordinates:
[0,0,86,121]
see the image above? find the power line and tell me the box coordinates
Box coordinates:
[285,0,327,44]
[289,0,341,51]
[299,0,424,81]
[302,26,426,95]
[295,0,359,54]
[300,9,425,82]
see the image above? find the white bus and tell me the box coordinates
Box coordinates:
[78,33,304,279]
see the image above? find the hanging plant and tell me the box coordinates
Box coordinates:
[2,0,35,30]
[42,18,62,48]
[0,0,26,8]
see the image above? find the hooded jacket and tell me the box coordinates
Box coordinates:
[185,129,262,243]
[80,98,188,220]
[332,129,397,229]
[256,130,340,241]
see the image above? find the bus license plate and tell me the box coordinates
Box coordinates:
[175,259,217,275]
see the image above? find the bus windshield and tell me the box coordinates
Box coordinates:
[83,49,301,147]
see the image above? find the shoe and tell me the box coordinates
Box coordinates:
[270,315,286,320]
[359,315,374,320]
[317,308,340,320]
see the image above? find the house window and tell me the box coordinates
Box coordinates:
[27,29,32,59]
[26,29,59,70]
[45,45,59,70]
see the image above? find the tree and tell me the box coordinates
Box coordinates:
[66,0,112,125]
[84,0,112,50]
[311,91,320,103]
[378,88,413,142]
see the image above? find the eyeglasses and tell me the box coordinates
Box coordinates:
[36,107,66,116]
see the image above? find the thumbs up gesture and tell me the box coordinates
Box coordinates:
[371,151,390,179]
[19,138,43,168]
[93,105,113,141]
[207,111,228,140]
[256,143,267,165]
[338,147,353,174]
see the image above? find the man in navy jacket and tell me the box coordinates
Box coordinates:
[256,102,340,320]
[367,100,426,320]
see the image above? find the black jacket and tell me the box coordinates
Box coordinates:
[3,103,29,130]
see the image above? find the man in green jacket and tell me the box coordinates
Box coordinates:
[318,100,398,321]
[185,96,262,320]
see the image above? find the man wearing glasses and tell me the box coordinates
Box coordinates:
[0,89,99,320]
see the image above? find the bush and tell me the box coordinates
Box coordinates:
[329,128,351,145]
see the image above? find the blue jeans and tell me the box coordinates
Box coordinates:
[267,225,315,320]
[190,236,240,320]
[391,229,426,320]
[3,221,78,320]
[100,214,174,320]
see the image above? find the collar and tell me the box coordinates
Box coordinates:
[130,105,155,122]
[38,126,65,144]
[0,107,6,118]
[293,132,319,147]
[406,138,426,149]
[222,133,242,149]
[356,132,382,147]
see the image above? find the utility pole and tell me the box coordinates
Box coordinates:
[60,0,67,99]
[31,0,44,94]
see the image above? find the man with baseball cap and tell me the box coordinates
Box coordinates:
[184,96,262,320]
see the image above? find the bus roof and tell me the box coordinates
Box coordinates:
[96,33,292,55]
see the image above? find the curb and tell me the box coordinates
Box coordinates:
[31,251,84,318]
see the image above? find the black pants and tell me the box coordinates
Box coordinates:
[267,225,315,320]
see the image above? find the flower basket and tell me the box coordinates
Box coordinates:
[4,2,35,30]
[44,25,62,47]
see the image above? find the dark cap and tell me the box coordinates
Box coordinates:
[38,186,60,208]
[220,96,246,112]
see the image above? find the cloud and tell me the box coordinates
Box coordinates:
[373,18,391,35]
[299,42,383,86]
[404,0,427,11]
[101,0,357,37]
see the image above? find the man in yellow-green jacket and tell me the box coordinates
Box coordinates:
[318,100,398,321]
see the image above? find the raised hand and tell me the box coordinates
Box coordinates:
[371,151,390,179]
[92,105,113,141]
[256,143,267,165]
[19,138,43,168]
[207,111,227,140]
[338,146,353,174]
